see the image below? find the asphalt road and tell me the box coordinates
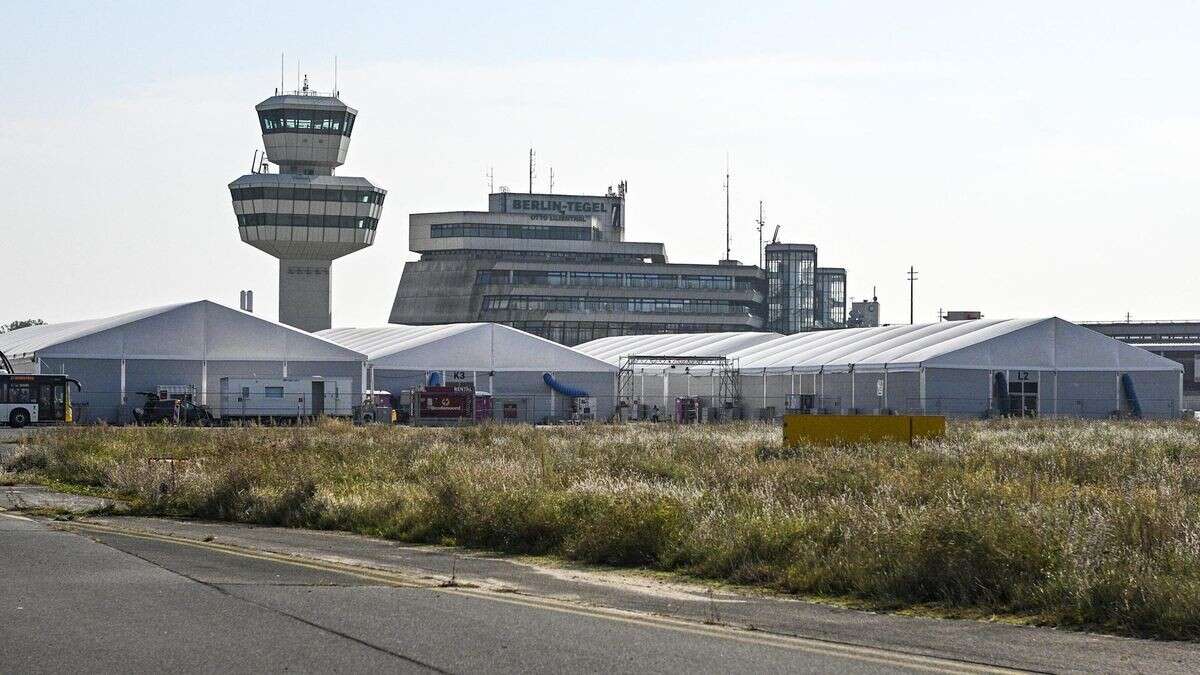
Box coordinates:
[2,496,1198,674]
[0,514,943,674]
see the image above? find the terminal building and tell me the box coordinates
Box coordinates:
[229,80,386,332]
[388,186,850,345]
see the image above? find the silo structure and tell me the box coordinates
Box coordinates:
[229,82,386,332]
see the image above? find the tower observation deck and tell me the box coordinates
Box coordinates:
[229,81,386,332]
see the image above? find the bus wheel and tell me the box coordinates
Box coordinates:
[9,409,30,429]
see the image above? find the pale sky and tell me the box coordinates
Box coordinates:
[3,1,1197,327]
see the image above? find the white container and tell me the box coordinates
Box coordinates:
[217,376,353,419]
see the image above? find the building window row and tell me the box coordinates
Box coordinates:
[237,213,378,230]
[477,270,756,291]
[231,186,384,204]
[482,295,753,316]
[508,321,754,346]
[431,223,596,241]
[420,250,651,264]
[258,109,356,136]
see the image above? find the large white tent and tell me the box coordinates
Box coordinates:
[318,323,618,422]
[0,300,366,423]
[574,318,1183,419]
[574,331,782,367]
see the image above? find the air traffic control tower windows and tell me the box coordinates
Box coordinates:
[258,109,357,137]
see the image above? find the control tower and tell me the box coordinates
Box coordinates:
[229,78,386,332]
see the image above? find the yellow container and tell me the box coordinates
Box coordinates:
[782,414,945,446]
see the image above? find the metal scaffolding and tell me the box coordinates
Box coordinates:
[617,355,741,418]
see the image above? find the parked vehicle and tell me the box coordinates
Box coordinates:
[132,392,213,426]
[1,349,81,428]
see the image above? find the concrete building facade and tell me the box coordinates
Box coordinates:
[229,81,386,332]
[389,186,850,345]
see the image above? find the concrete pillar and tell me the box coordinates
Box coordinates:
[278,259,333,332]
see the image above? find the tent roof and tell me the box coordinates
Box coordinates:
[317,324,617,372]
[730,318,1183,373]
[573,332,783,366]
[0,300,365,362]
[573,319,1183,374]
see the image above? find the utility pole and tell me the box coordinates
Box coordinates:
[907,266,919,324]
[723,155,731,261]
[755,201,766,268]
[528,148,536,194]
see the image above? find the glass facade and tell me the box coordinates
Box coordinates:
[815,268,847,328]
[508,321,755,346]
[421,249,652,264]
[231,186,384,204]
[476,269,757,291]
[258,109,356,136]
[431,223,596,241]
[236,213,378,230]
[482,295,753,316]
[765,244,817,334]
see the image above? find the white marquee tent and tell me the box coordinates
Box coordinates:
[574,318,1183,419]
[318,323,618,422]
[0,300,367,423]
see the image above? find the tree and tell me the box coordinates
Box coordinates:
[0,319,46,334]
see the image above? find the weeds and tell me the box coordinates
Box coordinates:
[5,418,1200,639]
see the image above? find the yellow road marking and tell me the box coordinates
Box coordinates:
[58,519,1030,675]
[0,510,35,522]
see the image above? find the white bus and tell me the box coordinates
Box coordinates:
[0,373,82,428]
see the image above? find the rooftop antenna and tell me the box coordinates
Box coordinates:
[549,165,554,194]
[723,154,731,261]
[280,52,284,95]
[297,59,301,93]
[333,55,338,96]
[755,200,766,268]
[528,148,536,194]
[770,223,780,244]
[486,166,494,193]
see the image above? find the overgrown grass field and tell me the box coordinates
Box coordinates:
[5,419,1200,639]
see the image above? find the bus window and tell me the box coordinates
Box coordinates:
[8,383,32,403]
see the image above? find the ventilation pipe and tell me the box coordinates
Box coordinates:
[543,372,588,398]
[993,372,1009,416]
[1120,373,1143,418]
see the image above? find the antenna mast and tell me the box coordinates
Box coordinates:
[549,166,554,194]
[333,55,338,96]
[723,154,731,261]
[907,266,919,324]
[528,148,536,194]
[486,166,494,193]
[280,52,285,94]
[755,200,765,268]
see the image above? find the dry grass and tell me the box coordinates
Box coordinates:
[5,418,1200,639]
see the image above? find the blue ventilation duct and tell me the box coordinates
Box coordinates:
[427,371,443,387]
[543,372,588,398]
[1120,373,1143,418]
